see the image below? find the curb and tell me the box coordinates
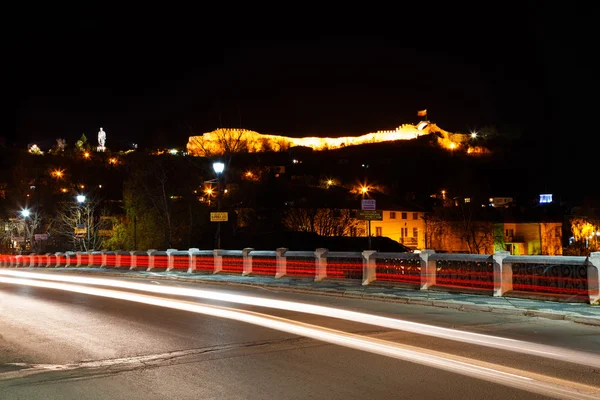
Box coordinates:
[8,268,600,327]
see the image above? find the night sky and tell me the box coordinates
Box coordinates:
[14,5,596,165]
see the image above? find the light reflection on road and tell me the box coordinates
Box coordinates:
[1,270,599,370]
[1,274,600,399]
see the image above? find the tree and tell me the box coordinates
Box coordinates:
[425,206,495,254]
[51,197,107,251]
[75,134,91,153]
[567,217,599,255]
[118,154,205,250]
[282,208,363,237]
[0,210,43,253]
[187,128,249,157]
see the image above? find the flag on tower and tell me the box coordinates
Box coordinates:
[417,109,427,117]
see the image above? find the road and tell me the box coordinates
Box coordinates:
[1,271,599,400]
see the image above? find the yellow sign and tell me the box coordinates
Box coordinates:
[357,210,383,221]
[210,212,228,222]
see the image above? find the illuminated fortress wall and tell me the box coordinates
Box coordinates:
[186,123,470,157]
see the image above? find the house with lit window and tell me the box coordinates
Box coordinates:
[276,184,427,250]
[365,209,426,250]
[423,204,564,255]
[496,221,562,255]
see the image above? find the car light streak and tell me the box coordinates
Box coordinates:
[1,275,599,399]
[1,270,600,369]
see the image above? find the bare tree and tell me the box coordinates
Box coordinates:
[283,208,363,237]
[187,128,249,157]
[0,211,43,253]
[52,197,107,251]
[425,207,494,254]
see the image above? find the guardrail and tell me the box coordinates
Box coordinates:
[1,249,598,305]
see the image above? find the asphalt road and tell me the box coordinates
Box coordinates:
[1,275,599,400]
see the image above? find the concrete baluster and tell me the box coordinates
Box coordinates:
[362,250,377,285]
[146,249,157,271]
[419,250,436,290]
[129,251,138,270]
[493,251,512,297]
[188,248,200,274]
[242,248,254,276]
[588,252,600,305]
[213,249,223,274]
[166,249,177,272]
[315,248,328,282]
[275,248,288,279]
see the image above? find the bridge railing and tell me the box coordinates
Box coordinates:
[1,249,598,304]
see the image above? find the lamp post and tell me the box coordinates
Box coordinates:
[213,162,225,249]
[76,195,87,250]
[20,209,30,252]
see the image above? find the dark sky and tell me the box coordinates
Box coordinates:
[14,4,596,159]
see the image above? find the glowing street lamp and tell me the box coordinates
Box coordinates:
[470,131,478,139]
[20,209,31,218]
[51,169,64,179]
[76,195,86,203]
[213,162,225,174]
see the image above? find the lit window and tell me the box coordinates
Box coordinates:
[389,212,396,219]
[539,194,552,204]
[375,227,382,237]
[464,197,471,203]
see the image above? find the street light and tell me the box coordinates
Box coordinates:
[20,209,31,218]
[212,162,225,249]
[76,195,86,203]
[213,162,225,174]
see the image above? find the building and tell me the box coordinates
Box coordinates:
[495,221,563,255]
[365,209,425,250]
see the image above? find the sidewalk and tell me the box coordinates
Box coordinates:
[15,267,600,327]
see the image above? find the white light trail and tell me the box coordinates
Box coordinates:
[1,269,599,369]
[1,275,599,399]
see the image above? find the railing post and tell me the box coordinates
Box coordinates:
[146,249,157,271]
[493,251,512,297]
[213,249,223,274]
[362,250,377,285]
[55,252,63,268]
[28,253,36,268]
[129,251,138,270]
[588,252,600,305]
[166,249,177,271]
[75,252,83,267]
[275,248,288,278]
[242,248,254,276]
[315,248,328,282]
[419,250,436,290]
[65,251,75,267]
[100,249,108,268]
[115,251,123,268]
[45,253,51,268]
[188,248,200,273]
